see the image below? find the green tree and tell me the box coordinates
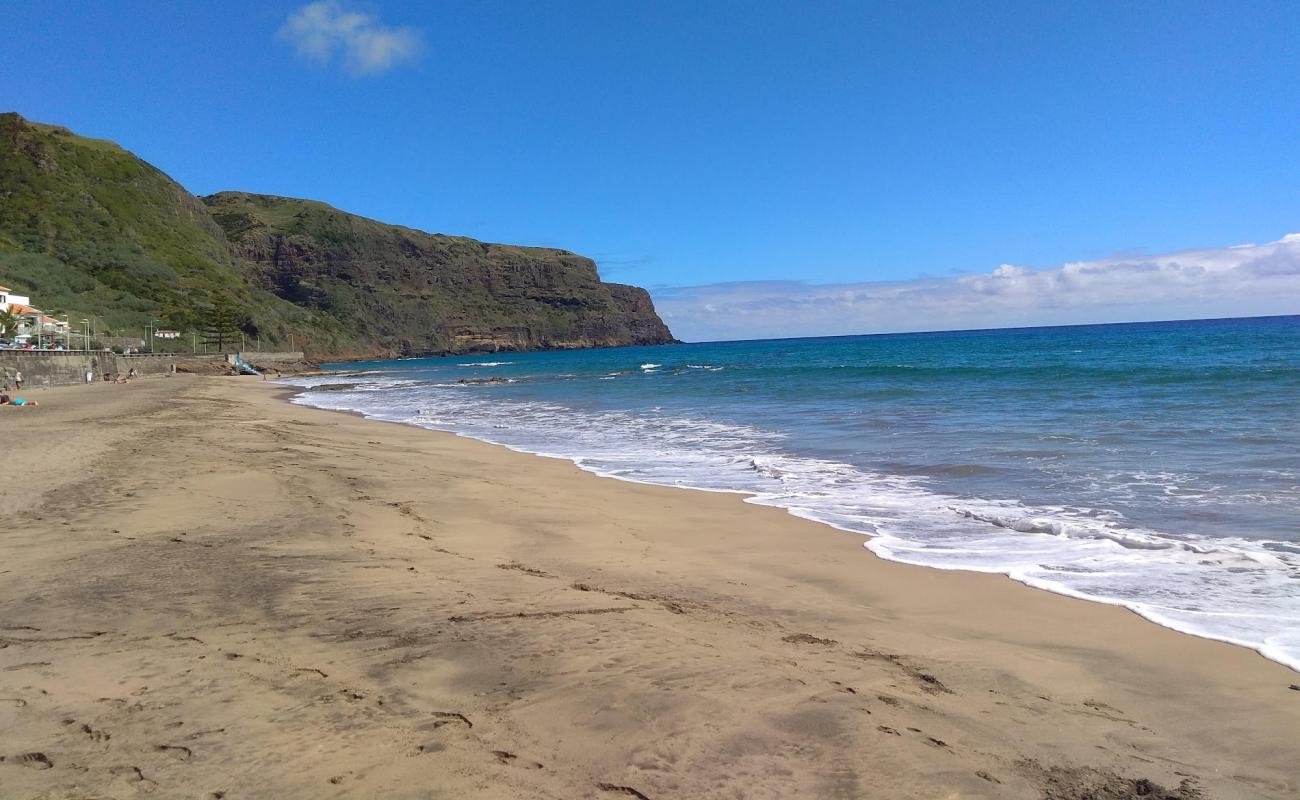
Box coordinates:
[0,309,19,338]
[202,296,246,352]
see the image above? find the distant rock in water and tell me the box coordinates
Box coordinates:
[0,111,675,359]
[457,377,513,385]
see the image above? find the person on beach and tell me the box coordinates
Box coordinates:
[15,369,22,389]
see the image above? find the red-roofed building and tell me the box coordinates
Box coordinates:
[0,290,32,313]
[0,288,76,347]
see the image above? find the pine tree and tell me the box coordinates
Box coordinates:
[202,296,244,352]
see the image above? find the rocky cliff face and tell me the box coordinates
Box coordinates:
[0,112,675,358]
[203,192,675,355]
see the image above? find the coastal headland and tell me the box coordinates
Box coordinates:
[0,376,1295,799]
[0,113,677,361]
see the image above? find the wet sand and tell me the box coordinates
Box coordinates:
[0,376,1296,799]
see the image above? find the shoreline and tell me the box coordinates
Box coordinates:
[285,378,1300,674]
[1,376,1296,798]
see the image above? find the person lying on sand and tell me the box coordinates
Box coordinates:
[0,394,37,406]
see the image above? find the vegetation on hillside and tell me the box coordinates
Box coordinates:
[0,112,673,357]
[0,113,356,352]
[205,192,674,355]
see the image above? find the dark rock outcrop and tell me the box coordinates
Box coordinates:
[203,192,675,356]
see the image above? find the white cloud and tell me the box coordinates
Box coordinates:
[651,234,1300,342]
[279,1,422,76]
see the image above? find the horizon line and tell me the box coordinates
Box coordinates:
[674,312,1299,346]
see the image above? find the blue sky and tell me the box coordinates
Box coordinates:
[2,1,1298,340]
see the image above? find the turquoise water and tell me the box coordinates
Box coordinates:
[290,315,1300,670]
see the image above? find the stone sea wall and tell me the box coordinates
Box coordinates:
[0,352,180,388]
[0,350,314,388]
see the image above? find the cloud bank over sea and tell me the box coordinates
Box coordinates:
[654,234,1300,341]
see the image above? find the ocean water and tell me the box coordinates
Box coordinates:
[286,316,1300,671]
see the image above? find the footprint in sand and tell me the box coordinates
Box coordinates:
[429,711,472,729]
[597,783,652,799]
[1,752,53,769]
[156,744,192,760]
[782,633,838,646]
[493,750,544,769]
[110,765,157,791]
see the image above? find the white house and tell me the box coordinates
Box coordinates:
[5,302,44,335]
[1,301,70,345]
[1,287,76,346]
[0,286,32,313]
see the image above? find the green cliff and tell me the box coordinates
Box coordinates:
[0,112,674,357]
[204,192,674,356]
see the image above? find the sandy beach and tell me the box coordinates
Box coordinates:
[0,375,1295,799]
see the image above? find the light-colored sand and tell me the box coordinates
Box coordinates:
[0,376,1295,799]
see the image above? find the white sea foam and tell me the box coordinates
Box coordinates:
[286,379,1300,673]
[459,361,509,367]
[283,374,420,391]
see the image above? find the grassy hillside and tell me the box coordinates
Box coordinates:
[0,113,673,357]
[0,112,354,351]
